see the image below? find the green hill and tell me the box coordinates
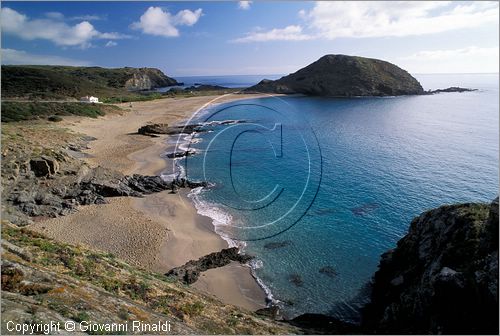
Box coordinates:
[246,54,424,97]
[1,65,180,100]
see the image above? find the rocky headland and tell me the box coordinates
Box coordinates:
[246,54,476,97]
[290,197,499,334]
[246,54,424,97]
[1,65,180,100]
[361,197,499,334]
[123,67,179,91]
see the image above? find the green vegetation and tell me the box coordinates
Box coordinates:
[180,301,205,316]
[101,92,163,103]
[1,102,121,122]
[1,224,299,334]
[48,115,63,122]
[1,65,177,100]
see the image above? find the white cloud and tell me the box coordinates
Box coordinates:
[403,46,499,61]
[399,46,499,73]
[99,32,130,40]
[1,7,130,48]
[44,12,64,20]
[45,12,105,21]
[105,41,118,47]
[174,9,203,26]
[131,6,202,37]
[70,14,105,21]
[233,1,499,42]
[238,1,252,10]
[303,1,499,39]
[232,25,313,43]
[1,48,92,66]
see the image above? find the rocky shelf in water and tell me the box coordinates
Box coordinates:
[165,247,253,285]
[423,86,477,94]
[138,120,248,137]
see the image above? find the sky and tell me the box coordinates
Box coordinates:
[1,1,499,76]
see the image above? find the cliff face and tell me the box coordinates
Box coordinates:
[362,198,499,334]
[123,67,178,91]
[246,54,424,97]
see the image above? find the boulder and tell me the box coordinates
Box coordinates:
[30,156,59,177]
[138,123,170,135]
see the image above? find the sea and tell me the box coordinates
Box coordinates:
[164,73,499,321]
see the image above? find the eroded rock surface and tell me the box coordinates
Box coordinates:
[166,248,253,285]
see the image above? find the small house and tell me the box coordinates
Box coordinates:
[80,96,99,103]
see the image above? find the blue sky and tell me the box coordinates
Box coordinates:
[1,1,499,76]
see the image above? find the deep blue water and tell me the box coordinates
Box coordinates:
[175,74,499,320]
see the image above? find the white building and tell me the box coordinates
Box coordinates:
[80,96,99,103]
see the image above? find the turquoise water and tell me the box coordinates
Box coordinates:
[177,74,498,320]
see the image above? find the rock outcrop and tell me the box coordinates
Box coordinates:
[166,248,253,285]
[138,123,202,136]
[361,198,499,334]
[4,152,207,224]
[29,156,59,177]
[246,54,424,97]
[123,67,179,91]
[425,86,477,94]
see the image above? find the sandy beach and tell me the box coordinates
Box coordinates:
[30,94,269,311]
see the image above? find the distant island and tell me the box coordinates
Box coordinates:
[246,54,475,97]
[246,54,424,96]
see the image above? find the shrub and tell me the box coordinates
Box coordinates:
[48,115,63,122]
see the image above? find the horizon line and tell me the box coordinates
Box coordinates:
[170,72,500,78]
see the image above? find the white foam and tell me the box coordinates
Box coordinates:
[187,187,239,247]
[187,186,278,306]
[160,158,186,182]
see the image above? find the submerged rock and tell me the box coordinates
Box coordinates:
[351,202,379,216]
[263,241,292,249]
[288,273,304,287]
[319,266,338,278]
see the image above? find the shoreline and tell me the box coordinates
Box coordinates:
[29,93,272,311]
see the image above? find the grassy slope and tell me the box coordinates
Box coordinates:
[1,224,298,335]
[1,65,168,101]
[1,102,123,122]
